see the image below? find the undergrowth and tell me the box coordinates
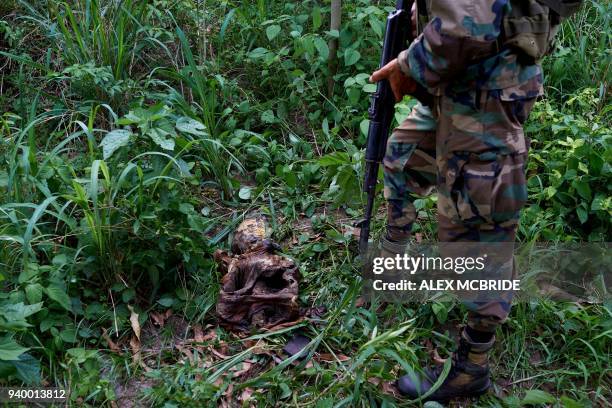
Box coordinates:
[0,0,610,406]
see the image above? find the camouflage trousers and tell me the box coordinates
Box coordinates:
[383,91,535,332]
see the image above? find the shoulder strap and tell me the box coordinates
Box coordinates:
[416,0,428,33]
[538,0,584,18]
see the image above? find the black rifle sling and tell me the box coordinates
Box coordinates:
[416,0,428,34]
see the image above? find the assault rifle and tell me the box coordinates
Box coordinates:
[358,0,430,254]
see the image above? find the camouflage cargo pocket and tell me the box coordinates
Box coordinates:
[450,153,528,225]
[502,0,559,63]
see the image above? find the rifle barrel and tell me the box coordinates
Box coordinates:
[359,3,411,255]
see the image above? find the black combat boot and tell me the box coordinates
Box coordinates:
[397,329,494,401]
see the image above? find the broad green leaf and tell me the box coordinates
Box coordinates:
[521,389,555,405]
[344,77,356,88]
[360,119,370,138]
[312,243,328,252]
[369,17,384,38]
[60,327,78,343]
[314,37,329,60]
[239,186,252,200]
[432,302,448,323]
[284,171,297,188]
[176,117,207,136]
[559,396,583,408]
[12,353,41,385]
[591,194,607,211]
[261,110,276,124]
[318,152,350,167]
[117,111,141,125]
[0,302,43,330]
[25,284,43,304]
[148,128,175,151]
[100,129,131,159]
[572,180,592,200]
[576,205,588,224]
[266,25,281,41]
[18,263,39,284]
[52,253,68,266]
[248,47,269,59]
[122,288,135,303]
[423,402,445,408]
[312,7,322,30]
[45,285,72,311]
[0,337,28,361]
[344,49,361,66]
[363,83,377,93]
[157,296,175,307]
[66,348,98,364]
[347,87,361,104]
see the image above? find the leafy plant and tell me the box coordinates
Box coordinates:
[523,88,611,241]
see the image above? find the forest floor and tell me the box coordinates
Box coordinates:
[0,1,610,407]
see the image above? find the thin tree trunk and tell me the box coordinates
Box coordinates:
[327,0,341,97]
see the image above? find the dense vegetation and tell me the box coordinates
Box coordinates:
[0,0,610,406]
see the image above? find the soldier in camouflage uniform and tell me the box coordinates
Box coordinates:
[370,0,553,401]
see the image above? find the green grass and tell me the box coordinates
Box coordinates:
[0,0,610,406]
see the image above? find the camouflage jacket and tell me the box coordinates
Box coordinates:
[397,0,544,100]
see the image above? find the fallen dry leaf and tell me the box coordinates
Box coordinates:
[102,328,121,353]
[217,340,230,355]
[193,324,205,343]
[239,388,254,402]
[176,345,195,364]
[193,326,217,344]
[128,335,151,372]
[262,318,304,332]
[243,339,257,348]
[129,335,142,369]
[210,348,229,360]
[127,305,141,341]
[203,330,217,341]
[223,383,233,406]
[251,345,274,357]
[129,335,140,354]
[232,361,253,378]
[368,377,381,386]
[316,353,350,363]
[382,381,401,398]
